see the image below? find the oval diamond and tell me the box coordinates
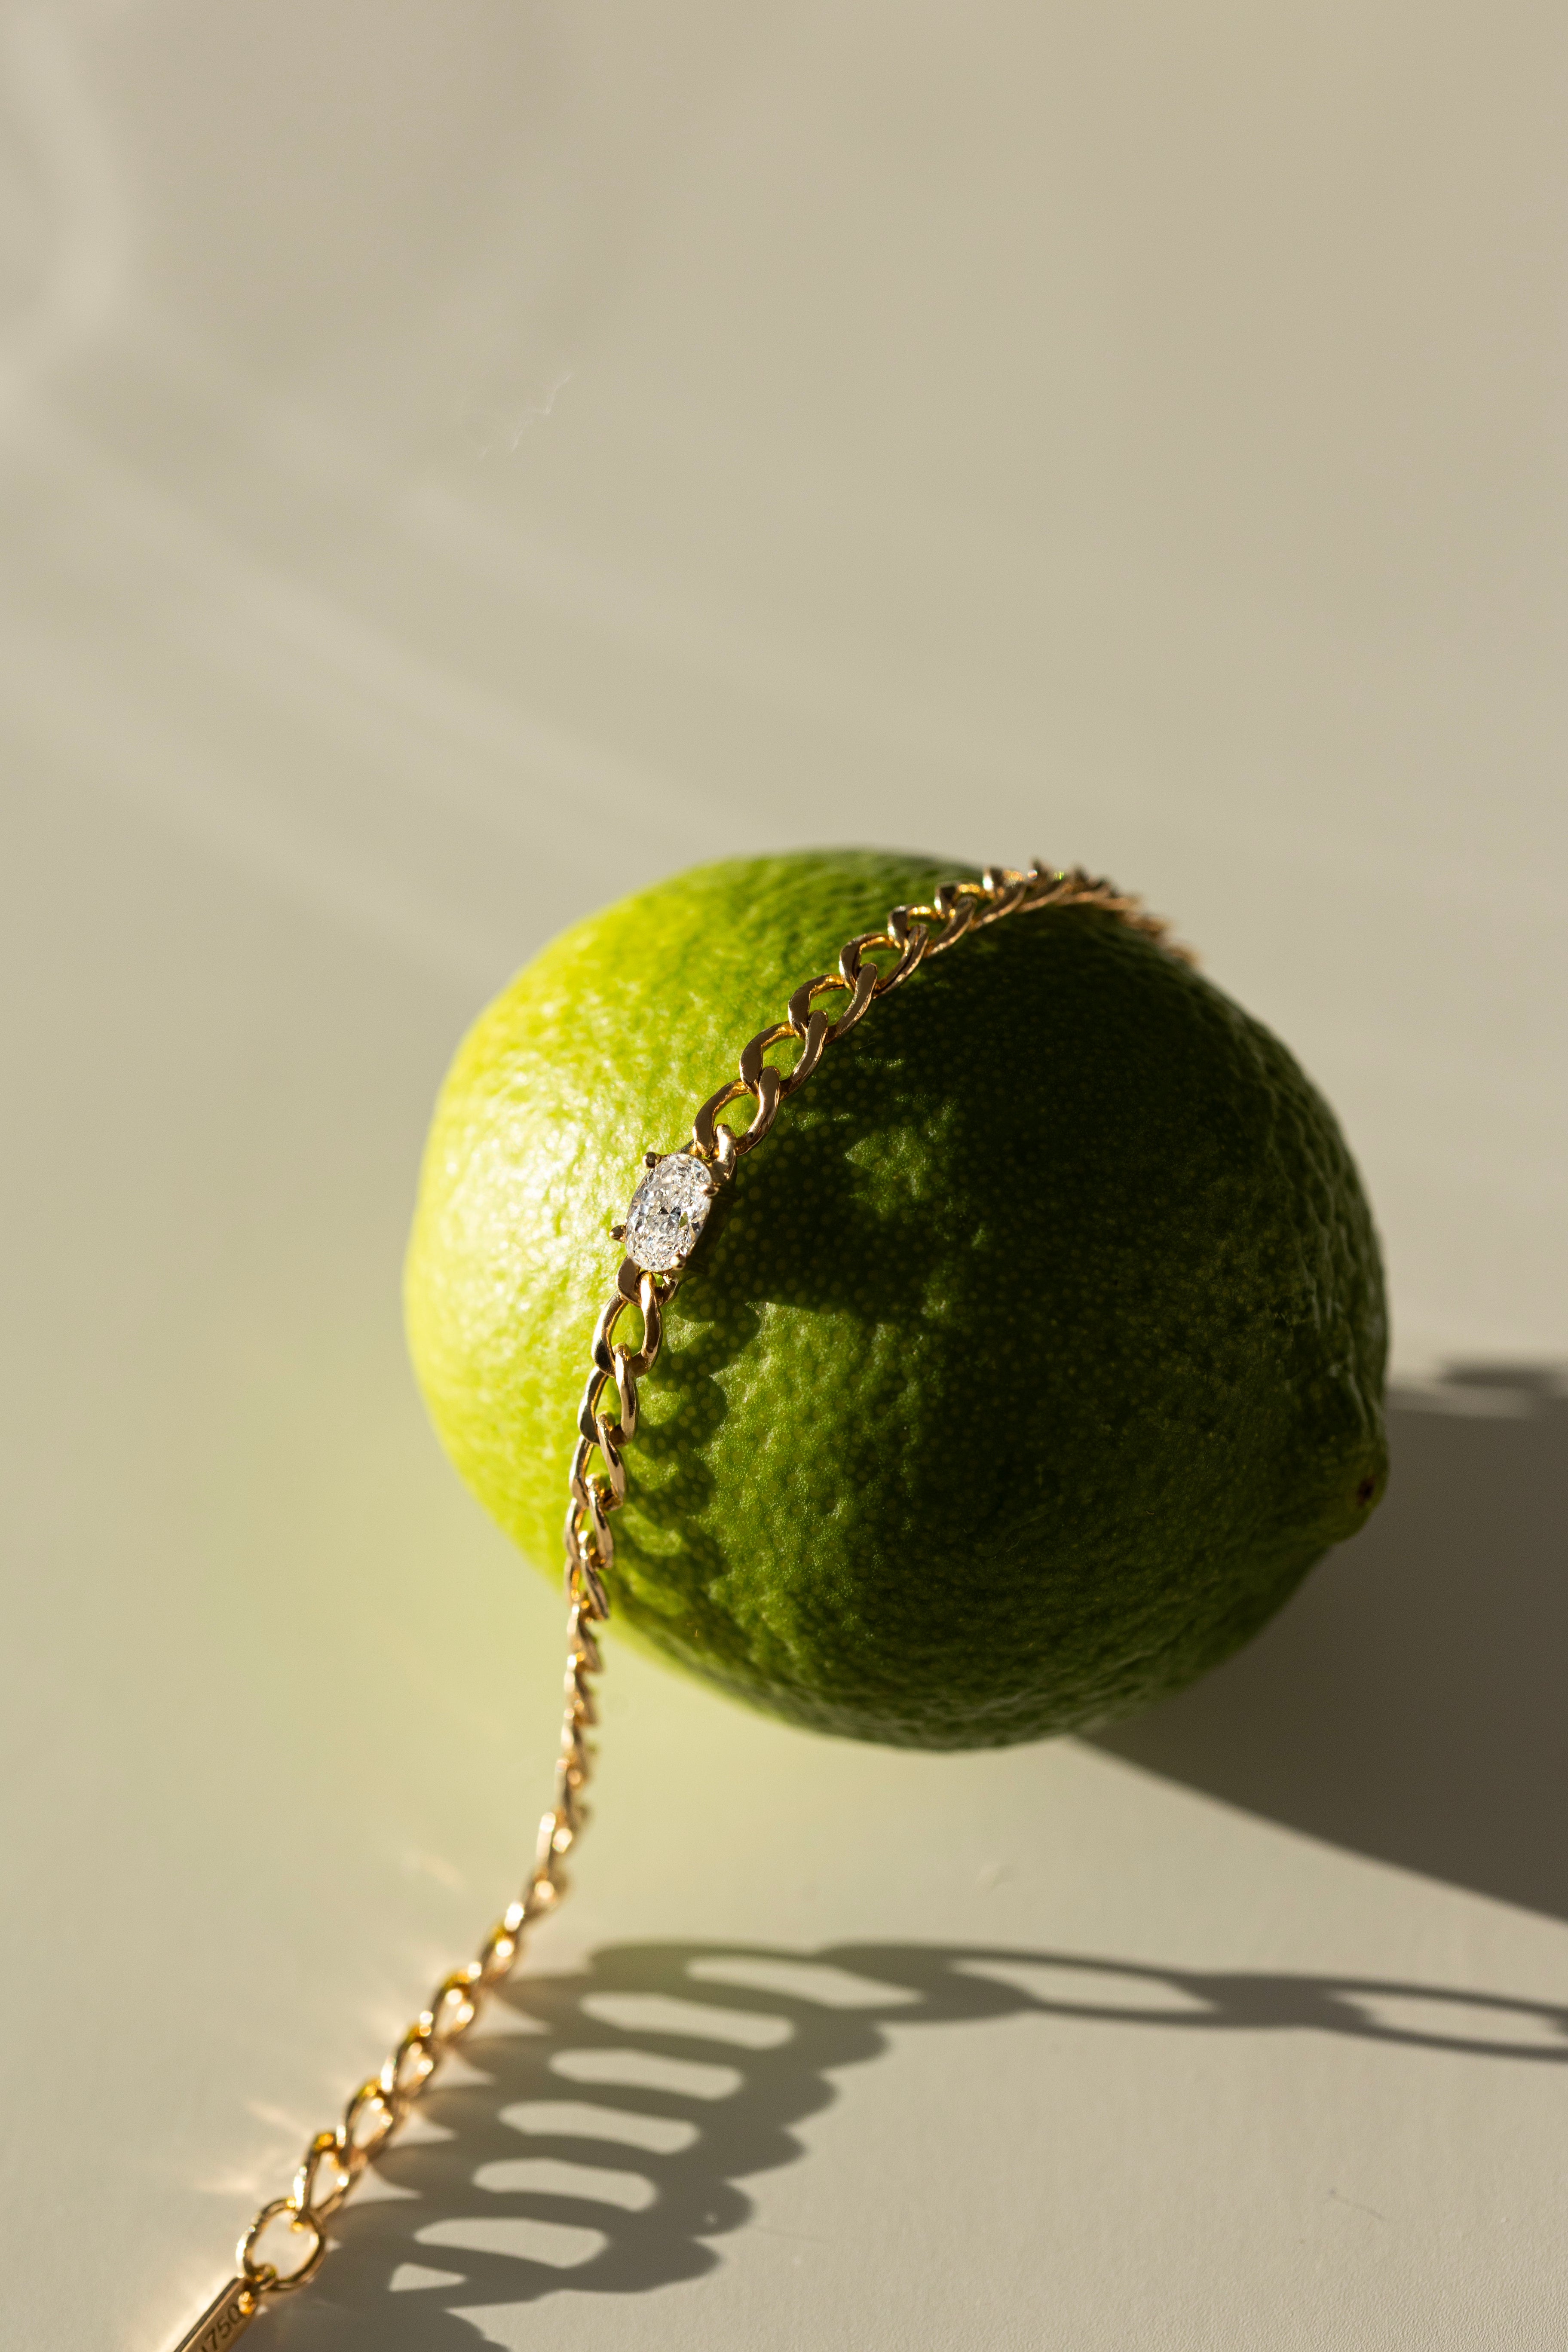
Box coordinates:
[623,1154,716,1273]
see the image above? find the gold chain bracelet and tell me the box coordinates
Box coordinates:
[168,859,1170,2350]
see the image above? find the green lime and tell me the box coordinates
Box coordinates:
[406,849,1387,1749]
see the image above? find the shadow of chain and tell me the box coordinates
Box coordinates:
[263,1936,1568,2343]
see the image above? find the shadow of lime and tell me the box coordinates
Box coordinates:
[1095,1367,1568,1920]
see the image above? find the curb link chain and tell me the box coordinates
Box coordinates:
[169,861,1170,2349]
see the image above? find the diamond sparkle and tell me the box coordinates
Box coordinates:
[623,1153,716,1273]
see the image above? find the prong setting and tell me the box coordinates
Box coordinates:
[622,1153,717,1273]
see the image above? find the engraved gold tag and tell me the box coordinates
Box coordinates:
[171,2278,258,2352]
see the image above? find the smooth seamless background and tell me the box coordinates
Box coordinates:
[1,3,1565,2346]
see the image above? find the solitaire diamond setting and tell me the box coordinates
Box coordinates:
[623,1153,716,1273]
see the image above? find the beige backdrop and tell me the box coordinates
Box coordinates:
[2,2,1566,2346]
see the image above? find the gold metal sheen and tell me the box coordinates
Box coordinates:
[164,860,1173,2347]
[170,2280,258,2351]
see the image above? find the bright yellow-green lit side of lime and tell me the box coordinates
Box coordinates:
[405,850,1387,1749]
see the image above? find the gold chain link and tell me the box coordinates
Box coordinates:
[168,860,1170,2348]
